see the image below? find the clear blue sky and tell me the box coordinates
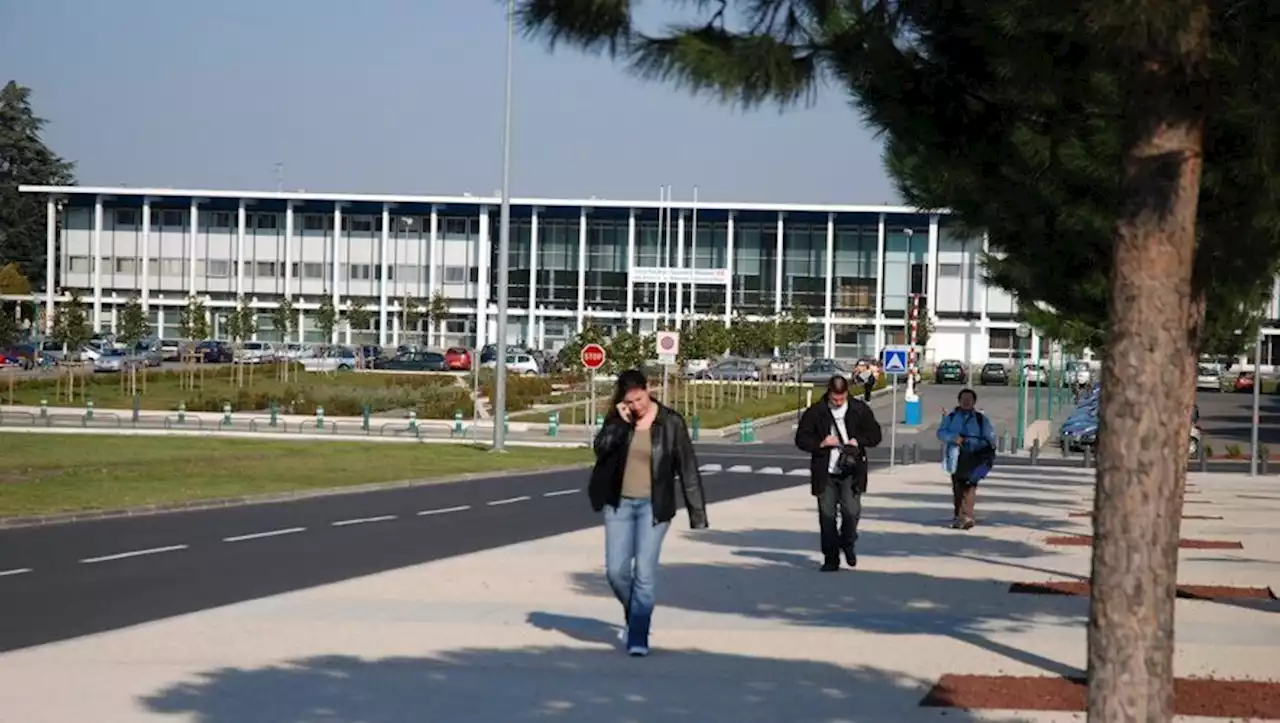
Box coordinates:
[0,0,897,204]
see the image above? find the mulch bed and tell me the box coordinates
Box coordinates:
[1009,580,1276,600]
[1067,511,1223,520]
[1045,535,1243,550]
[921,674,1280,718]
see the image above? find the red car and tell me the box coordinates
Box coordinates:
[1234,371,1256,392]
[444,347,472,371]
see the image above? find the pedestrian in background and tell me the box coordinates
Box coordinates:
[588,369,709,657]
[795,375,883,571]
[936,388,997,529]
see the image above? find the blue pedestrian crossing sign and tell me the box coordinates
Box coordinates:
[881,346,910,376]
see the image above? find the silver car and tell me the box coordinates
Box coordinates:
[93,349,144,373]
[799,359,852,385]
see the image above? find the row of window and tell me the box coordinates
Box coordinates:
[67,255,477,285]
[108,209,482,236]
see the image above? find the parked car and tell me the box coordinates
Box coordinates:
[683,359,711,376]
[1064,360,1094,387]
[193,340,234,363]
[768,357,795,378]
[0,344,38,369]
[697,358,762,382]
[978,363,1009,385]
[132,342,163,367]
[934,359,967,384]
[483,352,541,376]
[159,339,183,362]
[236,341,277,364]
[93,348,145,373]
[1022,364,1048,386]
[1195,364,1223,392]
[1234,371,1255,393]
[798,359,851,385]
[444,347,472,371]
[301,346,358,372]
[379,350,449,372]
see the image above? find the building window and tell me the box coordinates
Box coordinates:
[162,258,185,276]
[207,259,231,277]
[211,211,232,228]
[69,256,90,273]
[255,214,278,230]
[348,264,372,281]
[988,328,1016,359]
[396,265,419,284]
[939,263,962,277]
[345,216,373,233]
[256,261,278,277]
[445,319,468,334]
[115,209,139,226]
[162,210,183,227]
[443,266,467,284]
[303,215,329,231]
[302,262,324,279]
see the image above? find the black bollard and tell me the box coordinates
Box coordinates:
[910,442,919,464]
[997,433,1007,454]
[1082,446,1093,468]
[1199,446,1208,473]
[1030,439,1041,465]
[1262,450,1270,476]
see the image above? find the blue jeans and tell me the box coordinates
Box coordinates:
[603,497,670,649]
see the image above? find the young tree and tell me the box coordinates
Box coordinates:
[179,296,210,343]
[345,299,372,344]
[270,297,295,344]
[52,290,90,354]
[314,296,338,344]
[607,329,655,373]
[223,297,257,386]
[0,82,76,279]
[515,1,1280,715]
[116,297,151,348]
[425,292,449,348]
[559,321,608,372]
[400,294,423,346]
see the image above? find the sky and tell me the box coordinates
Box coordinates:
[0,0,898,205]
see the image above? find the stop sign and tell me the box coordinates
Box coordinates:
[581,343,607,370]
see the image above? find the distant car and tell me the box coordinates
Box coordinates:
[799,359,851,385]
[1022,364,1047,386]
[1234,371,1256,393]
[697,358,761,382]
[482,352,541,376]
[194,340,234,363]
[934,359,967,384]
[379,350,449,372]
[159,340,182,362]
[1064,361,1093,387]
[768,357,795,378]
[979,363,1009,386]
[93,348,144,373]
[444,347,472,371]
[0,345,37,370]
[301,346,358,372]
[236,341,277,364]
[1195,364,1222,392]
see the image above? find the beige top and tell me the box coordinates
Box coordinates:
[620,426,653,499]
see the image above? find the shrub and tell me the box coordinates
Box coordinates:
[1225,443,1243,458]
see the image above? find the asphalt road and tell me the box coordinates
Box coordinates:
[1194,388,1280,448]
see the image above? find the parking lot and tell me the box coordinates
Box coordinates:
[1195,387,1280,450]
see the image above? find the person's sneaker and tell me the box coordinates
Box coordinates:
[820,559,840,572]
[951,517,965,529]
[628,645,649,657]
[843,547,858,568]
[961,517,975,530]
[617,626,628,646]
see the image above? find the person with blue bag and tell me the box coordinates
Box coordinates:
[936,388,997,530]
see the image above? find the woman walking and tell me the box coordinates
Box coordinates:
[936,388,997,529]
[589,369,708,656]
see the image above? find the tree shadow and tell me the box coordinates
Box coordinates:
[138,642,1007,723]
[693,526,1062,561]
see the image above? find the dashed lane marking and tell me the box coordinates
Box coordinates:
[0,568,32,577]
[80,545,189,564]
[542,489,578,498]
[726,465,753,473]
[758,466,784,475]
[331,515,398,527]
[487,495,532,506]
[417,505,471,516]
[223,527,306,543]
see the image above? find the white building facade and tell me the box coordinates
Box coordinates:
[14,184,1186,363]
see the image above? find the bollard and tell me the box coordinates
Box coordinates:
[1082,446,1093,468]
[547,411,559,437]
[453,410,463,436]
[222,401,232,427]
[362,404,371,432]
[408,409,418,431]
[269,400,278,427]
[909,442,919,464]
[503,411,510,435]
[132,394,141,423]
[1061,438,1069,458]
[996,433,1007,454]
[177,400,186,424]
[1030,439,1041,465]
[1199,446,1208,472]
[315,405,325,430]
[39,397,47,419]
[85,398,94,422]
[691,414,700,441]
[1262,448,1270,476]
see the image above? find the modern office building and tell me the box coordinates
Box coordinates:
[17,184,1280,364]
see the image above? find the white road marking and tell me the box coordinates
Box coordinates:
[223,527,306,543]
[417,505,471,516]
[487,495,531,506]
[331,515,398,527]
[0,567,32,577]
[726,465,752,473]
[758,466,784,475]
[542,489,577,498]
[699,463,723,472]
[81,544,189,564]
[787,468,810,477]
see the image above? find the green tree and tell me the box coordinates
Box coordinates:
[559,321,608,372]
[0,263,31,295]
[345,299,372,342]
[0,304,18,347]
[314,296,338,343]
[224,297,257,345]
[425,292,449,347]
[179,296,210,342]
[52,291,90,352]
[679,317,730,362]
[514,1,1279,714]
[270,297,295,344]
[116,297,150,347]
[400,294,422,345]
[607,329,655,372]
[0,82,76,278]
[776,307,813,354]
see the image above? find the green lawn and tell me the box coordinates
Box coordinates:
[0,433,591,517]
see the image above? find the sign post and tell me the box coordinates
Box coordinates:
[882,346,911,471]
[656,331,680,403]
[1015,323,1032,450]
[581,343,607,437]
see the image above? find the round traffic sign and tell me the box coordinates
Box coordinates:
[660,336,676,351]
[581,343,607,370]
[1015,323,1032,338]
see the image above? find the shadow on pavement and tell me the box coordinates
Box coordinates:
[139,643,987,723]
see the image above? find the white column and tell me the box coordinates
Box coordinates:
[44,197,55,333]
[873,212,887,347]
[724,212,735,324]
[576,207,588,332]
[140,196,152,310]
[92,195,104,330]
[774,212,785,316]
[824,212,835,358]
[331,204,342,343]
[675,211,685,326]
[296,305,305,343]
[236,199,247,298]
[528,207,539,340]
[283,202,294,299]
[378,203,391,346]
[625,209,636,330]
[477,206,490,345]
[427,205,439,346]
[926,213,940,320]
[980,232,990,321]
[187,199,198,296]
[391,313,401,346]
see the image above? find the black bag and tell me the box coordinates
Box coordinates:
[831,411,864,480]
[953,412,996,482]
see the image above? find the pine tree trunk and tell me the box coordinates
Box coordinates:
[1088,4,1209,720]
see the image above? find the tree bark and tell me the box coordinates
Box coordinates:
[1088,3,1210,721]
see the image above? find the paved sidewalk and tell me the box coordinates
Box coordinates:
[1,465,1277,722]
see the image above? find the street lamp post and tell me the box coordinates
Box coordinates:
[492,0,515,452]
[1251,329,1263,477]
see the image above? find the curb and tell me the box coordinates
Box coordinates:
[0,462,595,530]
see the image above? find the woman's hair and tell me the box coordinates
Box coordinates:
[612,369,649,406]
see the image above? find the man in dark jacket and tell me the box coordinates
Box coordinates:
[794,375,883,571]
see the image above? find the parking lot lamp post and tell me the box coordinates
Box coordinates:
[492,0,515,452]
[1251,328,1262,477]
[1046,344,1054,420]
[1015,323,1031,449]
